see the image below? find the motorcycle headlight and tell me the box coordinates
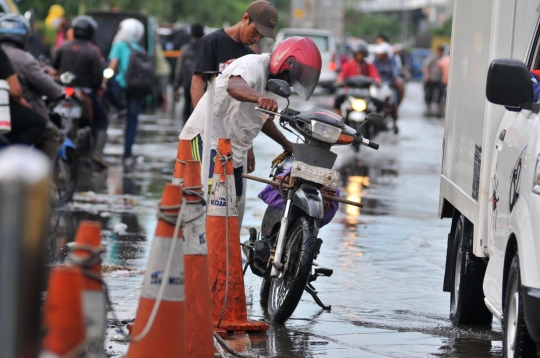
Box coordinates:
[350,98,367,112]
[311,120,342,143]
[533,154,540,195]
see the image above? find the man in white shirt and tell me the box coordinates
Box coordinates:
[179,36,322,223]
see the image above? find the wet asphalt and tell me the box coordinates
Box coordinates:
[48,82,503,357]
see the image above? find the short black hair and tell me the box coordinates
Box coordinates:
[377,34,389,42]
[190,22,204,38]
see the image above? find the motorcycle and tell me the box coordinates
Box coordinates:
[243,79,381,323]
[338,75,393,148]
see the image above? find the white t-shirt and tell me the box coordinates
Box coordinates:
[179,53,274,168]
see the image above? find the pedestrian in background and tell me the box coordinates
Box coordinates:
[154,33,171,113]
[173,22,204,121]
[188,0,279,226]
[423,46,444,115]
[105,18,147,168]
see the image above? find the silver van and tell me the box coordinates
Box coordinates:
[275,28,337,92]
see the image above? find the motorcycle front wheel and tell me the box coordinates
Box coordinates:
[51,148,77,207]
[269,216,318,323]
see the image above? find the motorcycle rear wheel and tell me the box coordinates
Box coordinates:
[268,216,318,323]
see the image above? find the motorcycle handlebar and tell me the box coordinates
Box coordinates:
[361,137,379,150]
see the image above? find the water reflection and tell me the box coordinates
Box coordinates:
[434,337,502,357]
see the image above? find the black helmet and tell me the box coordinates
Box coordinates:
[351,43,368,57]
[72,15,97,40]
[0,13,30,49]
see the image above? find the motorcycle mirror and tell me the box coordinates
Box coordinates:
[266,79,291,98]
[59,72,76,85]
[366,112,384,125]
[103,68,115,80]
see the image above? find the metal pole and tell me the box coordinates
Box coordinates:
[201,72,218,203]
[0,146,51,358]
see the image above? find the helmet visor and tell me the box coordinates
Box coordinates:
[289,58,321,101]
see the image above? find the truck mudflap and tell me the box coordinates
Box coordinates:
[523,286,540,344]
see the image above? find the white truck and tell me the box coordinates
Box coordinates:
[439,0,540,356]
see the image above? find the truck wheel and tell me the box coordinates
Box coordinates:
[450,216,493,325]
[503,253,536,358]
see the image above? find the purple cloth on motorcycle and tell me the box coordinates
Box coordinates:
[258,174,340,227]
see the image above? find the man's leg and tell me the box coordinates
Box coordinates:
[37,121,61,159]
[123,95,143,160]
[182,85,192,120]
[237,158,248,228]
[89,92,109,164]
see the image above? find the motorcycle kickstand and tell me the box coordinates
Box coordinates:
[305,283,331,311]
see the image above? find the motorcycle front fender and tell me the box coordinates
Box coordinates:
[58,138,76,160]
[292,184,324,219]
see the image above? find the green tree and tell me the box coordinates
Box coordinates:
[344,10,409,43]
[431,17,452,37]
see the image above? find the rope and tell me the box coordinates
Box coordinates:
[214,335,229,358]
[216,149,233,328]
[176,158,186,164]
[130,199,187,343]
[213,332,260,358]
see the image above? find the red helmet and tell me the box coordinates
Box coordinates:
[270,36,322,100]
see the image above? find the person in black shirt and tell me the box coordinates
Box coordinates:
[0,46,46,147]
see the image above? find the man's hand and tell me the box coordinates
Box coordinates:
[174,90,181,102]
[283,141,294,154]
[257,97,278,112]
[247,147,255,173]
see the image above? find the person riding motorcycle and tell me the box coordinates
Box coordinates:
[179,36,322,212]
[373,42,400,134]
[333,43,381,116]
[51,15,109,166]
[0,13,62,159]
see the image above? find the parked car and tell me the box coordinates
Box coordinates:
[276,28,337,92]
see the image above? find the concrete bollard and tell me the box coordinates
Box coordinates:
[0,146,51,358]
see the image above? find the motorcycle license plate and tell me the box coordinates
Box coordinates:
[348,111,366,122]
[54,103,82,119]
[291,161,339,189]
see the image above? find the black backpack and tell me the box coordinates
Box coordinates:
[124,42,155,97]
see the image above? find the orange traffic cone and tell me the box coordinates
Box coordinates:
[41,266,86,357]
[126,184,186,358]
[67,220,106,358]
[206,138,269,333]
[183,160,214,356]
[172,139,194,185]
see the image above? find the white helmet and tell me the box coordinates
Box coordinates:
[113,18,145,43]
[373,42,393,57]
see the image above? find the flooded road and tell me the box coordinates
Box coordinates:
[48,82,502,357]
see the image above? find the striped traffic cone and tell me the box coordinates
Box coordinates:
[172,139,194,185]
[67,220,106,358]
[206,138,269,333]
[183,160,214,356]
[126,184,186,358]
[41,266,86,357]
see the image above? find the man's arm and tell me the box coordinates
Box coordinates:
[25,56,63,99]
[6,73,29,106]
[190,73,205,108]
[261,119,293,153]
[227,76,277,111]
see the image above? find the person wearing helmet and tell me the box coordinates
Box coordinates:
[373,41,401,133]
[0,13,63,159]
[333,43,381,115]
[105,18,146,167]
[179,36,321,220]
[52,15,109,166]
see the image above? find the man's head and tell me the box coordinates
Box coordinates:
[0,13,30,49]
[71,15,97,41]
[374,42,393,61]
[238,0,278,45]
[436,46,445,57]
[190,22,204,40]
[376,34,389,45]
[352,43,368,63]
[269,36,322,101]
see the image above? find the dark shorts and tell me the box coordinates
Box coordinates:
[191,135,243,197]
